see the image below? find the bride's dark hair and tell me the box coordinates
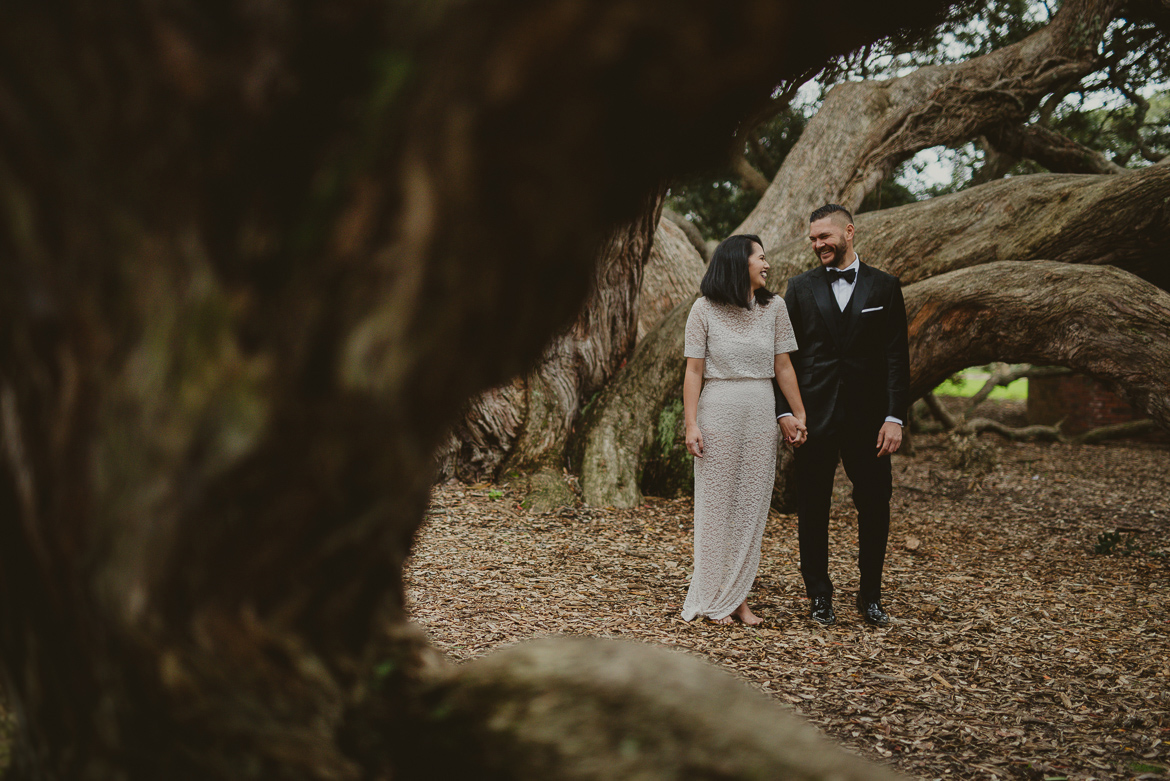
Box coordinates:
[700,234,774,309]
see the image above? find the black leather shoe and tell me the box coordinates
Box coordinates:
[857,597,891,627]
[810,595,836,625]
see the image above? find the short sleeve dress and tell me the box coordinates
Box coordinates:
[680,295,798,621]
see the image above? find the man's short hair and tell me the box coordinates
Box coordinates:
[809,204,854,225]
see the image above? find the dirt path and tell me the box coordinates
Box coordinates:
[406,433,1170,780]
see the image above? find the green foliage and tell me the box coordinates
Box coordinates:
[1129,763,1166,774]
[666,177,764,242]
[931,371,1024,397]
[487,488,504,500]
[641,399,693,499]
[666,108,807,241]
[857,172,920,214]
[1051,88,1170,168]
[1093,530,1142,556]
[656,399,682,458]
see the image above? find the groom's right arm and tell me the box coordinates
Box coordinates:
[774,279,802,419]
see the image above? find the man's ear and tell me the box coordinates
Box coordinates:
[845,222,855,242]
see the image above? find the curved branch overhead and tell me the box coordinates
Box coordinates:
[983,123,1127,175]
[759,162,1170,289]
[738,0,1125,248]
[905,261,1170,429]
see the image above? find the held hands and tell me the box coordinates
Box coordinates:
[685,424,704,458]
[876,421,903,457]
[779,414,808,447]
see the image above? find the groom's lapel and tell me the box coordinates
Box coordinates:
[843,262,875,348]
[810,270,844,350]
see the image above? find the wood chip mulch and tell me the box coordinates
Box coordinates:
[406,432,1170,780]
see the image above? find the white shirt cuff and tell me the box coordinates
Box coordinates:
[777,412,794,420]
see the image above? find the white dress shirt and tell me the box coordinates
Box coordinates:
[830,256,861,310]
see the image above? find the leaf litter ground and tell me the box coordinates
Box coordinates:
[406,431,1170,780]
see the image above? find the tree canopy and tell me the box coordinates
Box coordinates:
[668,0,1170,240]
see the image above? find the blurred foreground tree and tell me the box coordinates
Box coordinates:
[0,0,980,778]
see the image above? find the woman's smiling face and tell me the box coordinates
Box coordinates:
[747,241,769,293]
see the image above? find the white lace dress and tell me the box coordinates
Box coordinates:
[681,295,798,621]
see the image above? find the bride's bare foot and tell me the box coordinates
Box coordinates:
[732,601,763,626]
[713,614,734,625]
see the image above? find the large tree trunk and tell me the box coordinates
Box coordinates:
[905,262,1170,428]
[434,170,706,507]
[637,217,708,342]
[738,0,1123,248]
[435,173,706,509]
[571,222,706,507]
[434,199,661,511]
[575,296,694,507]
[0,0,963,778]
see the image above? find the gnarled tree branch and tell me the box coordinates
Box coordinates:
[906,262,1170,431]
[984,123,1127,175]
[760,161,1170,290]
[739,0,1125,247]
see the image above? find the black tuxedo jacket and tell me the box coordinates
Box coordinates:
[774,261,910,442]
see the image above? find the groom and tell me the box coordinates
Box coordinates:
[775,204,910,626]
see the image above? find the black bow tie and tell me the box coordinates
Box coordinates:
[827,267,856,284]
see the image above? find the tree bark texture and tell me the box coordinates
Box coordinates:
[0,0,963,777]
[435,198,661,510]
[435,156,703,506]
[984,123,1127,175]
[574,296,695,508]
[386,637,901,780]
[662,207,712,263]
[738,0,1124,249]
[637,218,708,342]
[906,261,1170,430]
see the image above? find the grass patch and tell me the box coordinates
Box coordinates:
[934,373,1028,401]
[1129,762,1165,774]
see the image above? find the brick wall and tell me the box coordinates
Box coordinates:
[1027,373,1142,434]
